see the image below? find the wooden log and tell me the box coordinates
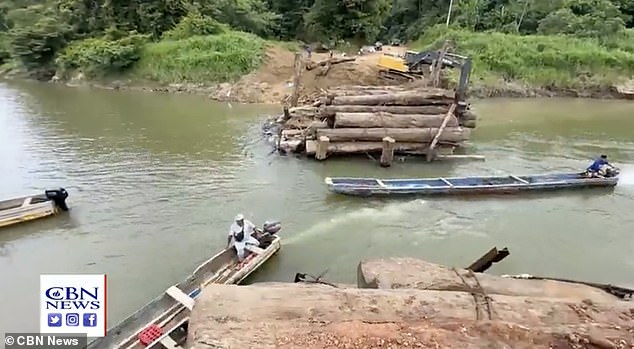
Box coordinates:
[315,136,329,160]
[289,53,303,107]
[461,119,476,128]
[357,258,622,303]
[305,141,454,156]
[288,106,319,117]
[328,85,410,91]
[281,129,304,138]
[306,56,356,71]
[334,112,459,128]
[278,140,302,153]
[331,90,455,106]
[321,105,450,117]
[316,127,470,143]
[466,247,510,273]
[327,90,396,97]
[188,283,634,349]
[427,103,458,161]
[435,154,485,160]
[380,137,395,167]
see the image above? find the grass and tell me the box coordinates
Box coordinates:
[412,26,634,90]
[132,31,266,84]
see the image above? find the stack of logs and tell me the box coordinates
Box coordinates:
[278,85,477,166]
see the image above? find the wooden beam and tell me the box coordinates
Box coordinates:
[439,177,453,187]
[510,175,529,184]
[427,103,457,162]
[165,286,195,310]
[467,247,510,273]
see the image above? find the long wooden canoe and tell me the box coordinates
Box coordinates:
[0,188,69,228]
[86,223,282,349]
[325,172,619,197]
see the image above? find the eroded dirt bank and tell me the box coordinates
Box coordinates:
[186,258,633,349]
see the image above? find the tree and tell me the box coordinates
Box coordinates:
[304,0,391,42]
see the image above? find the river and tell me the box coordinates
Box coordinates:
[1,80,634,333]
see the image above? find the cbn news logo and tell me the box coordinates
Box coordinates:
[40,274,107,337]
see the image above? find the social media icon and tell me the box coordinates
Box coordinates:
[83,313,97,327]
[48,313,62,327]
[66,313,79,326]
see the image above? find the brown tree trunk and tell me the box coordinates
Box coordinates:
[306,57,356,70]
[330,90,455,106]
[357,258,621,303]
[305,141,454,155]
[321,105,450,117]
[316,127,470,142]
[334,112,459,128]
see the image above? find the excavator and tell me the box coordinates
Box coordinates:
[377,49,472,100]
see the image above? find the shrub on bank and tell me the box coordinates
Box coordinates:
[133,31,265,83]
[55,34,149,78]
[161,13,228,40]
[413,26,634,89]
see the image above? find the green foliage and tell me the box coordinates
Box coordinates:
[55,34,149,77]
[1,0,634,88]
[134,31,265,83]
[161,13,227,40]
[196,0,280,37]
[0,33,10,64]
[413,26,634,89]
[304,0,391,42]
[8,14,71,78]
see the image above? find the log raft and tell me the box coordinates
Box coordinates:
[277,85,479,165]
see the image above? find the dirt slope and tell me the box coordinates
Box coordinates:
[209,45,407,104]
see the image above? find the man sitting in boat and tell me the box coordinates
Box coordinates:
[584,155,615,178]
[227,214,261,262]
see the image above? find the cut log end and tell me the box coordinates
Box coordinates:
[316,136,330,160]
[380,137,396,167]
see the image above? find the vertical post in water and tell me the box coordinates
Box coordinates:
[380,137,396,167]
[290,52,303,107]
[315,136,330,160]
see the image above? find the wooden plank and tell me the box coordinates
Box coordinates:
[510,175,529,184]
[159,336,181,349]
[427,103,457,162]
[165,286,195,310]
[467,247,510,273]
[439,177,453,187]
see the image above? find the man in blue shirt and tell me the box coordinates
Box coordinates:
[585,155,611,177]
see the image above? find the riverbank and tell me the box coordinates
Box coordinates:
[187,258,633,348]
[2,29,634,103]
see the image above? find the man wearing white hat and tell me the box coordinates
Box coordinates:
[227,214,260,262]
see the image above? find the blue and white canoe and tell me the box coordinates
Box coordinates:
[324,172,619,197]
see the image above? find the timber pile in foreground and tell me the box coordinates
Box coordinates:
[277,86,477,165]
[187,258,633,349]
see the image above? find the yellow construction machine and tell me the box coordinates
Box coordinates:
[378,50,471,82]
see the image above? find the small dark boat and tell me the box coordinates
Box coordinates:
[324,172,619,197]
[86,220,282,349]
[0,188,69,228]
